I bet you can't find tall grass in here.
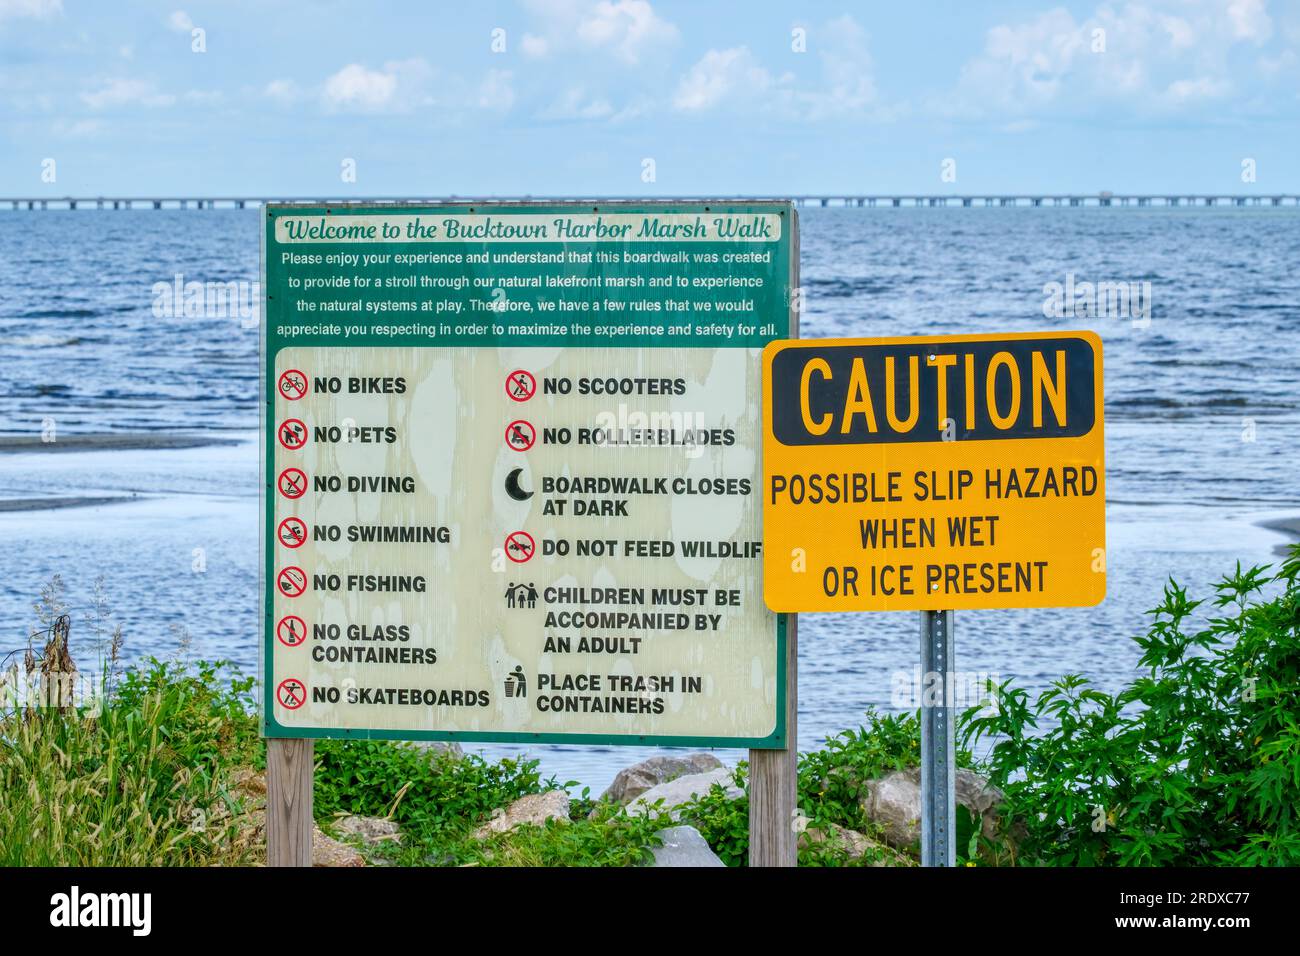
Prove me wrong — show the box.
[0,658,261,866]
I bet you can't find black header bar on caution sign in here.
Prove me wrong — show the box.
[769,334,1097,446]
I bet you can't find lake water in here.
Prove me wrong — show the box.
[1,207,1297,793]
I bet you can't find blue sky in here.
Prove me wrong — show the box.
[1,0,1297,196]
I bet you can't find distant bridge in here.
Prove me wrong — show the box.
[792,194,1300,207]
[1,194,1297,210]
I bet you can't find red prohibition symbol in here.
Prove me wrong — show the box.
[505,420,536,451]
[278,369,308,401]
[505,369,536,402]
[278,467,307,499]
[277,566,307,598]
[277,677,306,710]
[278,418,308,450]
[505,530,535,563]
[277,615,307,647]
[277,516,308,549]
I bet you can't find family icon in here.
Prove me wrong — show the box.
[504,582,538,609]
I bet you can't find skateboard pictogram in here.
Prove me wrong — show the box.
[277,677,306,710]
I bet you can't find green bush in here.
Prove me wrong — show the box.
[798,709,926,834]
[674,768,751,866]
[963,549,1300,866]
[313,739,557,836]
[314,739,682,866]
[453,801,669,867]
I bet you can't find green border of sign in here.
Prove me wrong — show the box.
[260,199,795,749]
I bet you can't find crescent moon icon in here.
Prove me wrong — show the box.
[505,467,533,501]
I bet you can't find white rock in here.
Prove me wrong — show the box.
[601,753,724,805]
[335,815,401,845]
[862,768,922,848]
[312,825,364,867]
[861,767,1005,849]
[474,790,570,838]
[649,825,725,867]
[408,740,465,760]
[794,812,912,866]
[627,767,743,819]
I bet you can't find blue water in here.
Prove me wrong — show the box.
[1,207,1297,792]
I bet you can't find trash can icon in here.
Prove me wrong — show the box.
[505,665,527,699]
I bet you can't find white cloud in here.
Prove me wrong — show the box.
[522,0,678,64]
[81,78,175,109]
[957,7,1086,111]
[322,63,402,112]
[1227,0,1272,42]
[673,47,772,112]
[53,118,105,138]
[319,59,511,115]
[0,0,61,21]
[1260,48,1297,73]
[943,1,1296,118]
[1165,76,1230,101]
[576,0,677,64]
[539,86,615,120]
[182,89,223,105]
[520,33,548,57]
[264,79,300,104]
[1162,15,1196,50]
[672,16,882,120]
[802,14,877,118]
[478,69,515,111]
[168,10,193,32]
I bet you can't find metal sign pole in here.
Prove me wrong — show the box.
[919,609,956,867]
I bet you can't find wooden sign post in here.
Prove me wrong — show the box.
[266,738,313,867]
[749,225,799,868]
[749,614,797,866]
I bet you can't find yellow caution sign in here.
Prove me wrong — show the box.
[762,331,1106,611]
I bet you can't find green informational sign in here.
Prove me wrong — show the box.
[261,201,795,747]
